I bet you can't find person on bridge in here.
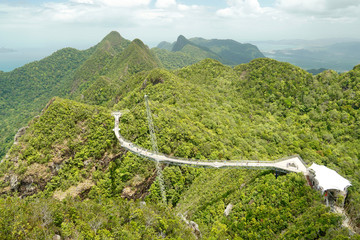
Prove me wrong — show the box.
[324,191,329,206]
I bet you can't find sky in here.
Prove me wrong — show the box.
[1,0,360,71]
[1,0,360,48]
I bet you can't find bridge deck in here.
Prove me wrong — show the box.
[112,112,308,174]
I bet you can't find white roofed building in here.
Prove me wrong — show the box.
[308,163,351,207]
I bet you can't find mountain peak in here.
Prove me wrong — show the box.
[177,35,187,41]
[104,37,159,77]
[95,31,129,54]
[102,31,123,42]
[132,38,146,48]
[172,35,191,52]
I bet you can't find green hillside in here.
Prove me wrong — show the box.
[152,47,199,70]
[72,37,160,106]
[0,31,359,239]
[157,41,173,51]
[0,31,160,158]
[190,37,265,64]
[0,47,93,158]
[69,31,131,95]
[153,35,221,70]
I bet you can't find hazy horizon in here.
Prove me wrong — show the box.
[1,35,360,72]
[1,0,360,71]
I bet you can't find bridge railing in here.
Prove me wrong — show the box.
[117,131,280,165]
[113,113,306,173]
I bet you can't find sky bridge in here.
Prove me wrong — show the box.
[112,111,308,174]
[112,110,353,229]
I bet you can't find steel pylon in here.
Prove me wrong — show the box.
[144,94,167,204]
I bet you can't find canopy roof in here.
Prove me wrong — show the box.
[309,163,351,192]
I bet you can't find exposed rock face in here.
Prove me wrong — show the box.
[53,234,61,240]
[121,187,136,198]
[1,144,125,198]
[53,179,94,201]
[13,126,28,144]
[179,213,202,239]
[10,175,19,191]
[189,221,202,239]
[224,203,233,216]
[17,163,52,197]
[141,69,168,90]
[121,172,156,200]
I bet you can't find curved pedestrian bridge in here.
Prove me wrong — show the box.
[112,112,308,174]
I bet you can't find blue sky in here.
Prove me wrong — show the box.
[1,0,360,50]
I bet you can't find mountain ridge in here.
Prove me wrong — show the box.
[155,34,264,69]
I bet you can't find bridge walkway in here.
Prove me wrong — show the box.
[112,112,308,174]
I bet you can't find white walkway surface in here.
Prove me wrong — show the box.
[112,112,308,174]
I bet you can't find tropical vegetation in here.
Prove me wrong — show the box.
[0,31,359,239]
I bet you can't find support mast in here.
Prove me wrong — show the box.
[144,94,167,204]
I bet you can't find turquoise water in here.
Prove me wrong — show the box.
[0,48,55,72]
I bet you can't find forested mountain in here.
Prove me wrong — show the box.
[190,37,265,64]
[153,35,264,69]
[0,31,159,159]
[0,47,93,158]
[71,35,160,106]
[69,31,131,95]
[0,31,359,239]
[307,68,328,75]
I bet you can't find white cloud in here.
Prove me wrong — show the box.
[154,0,201,13]
[70,0,151,7]
[276,0,360,11]
[155,0,176,9]
[99,0,151,7]
[42,3,88,22]
[0,0,202,31]
[0,0,359,51]
[276,0,325,13]
[39,0,154,24]
[325,0,360,10]
[275,0,360,18]
[177,4,189,11]
[216,0,360,21]
[135,9,183,25]
[70,0,95,4]
[216,0,265,17]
